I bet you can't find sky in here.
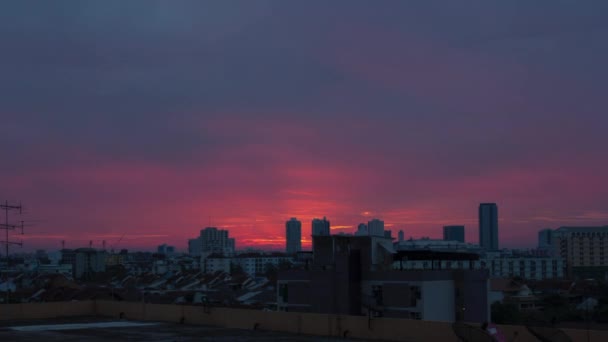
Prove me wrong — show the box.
[1,1,608,252]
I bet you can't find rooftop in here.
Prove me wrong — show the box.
[0,317,323,341]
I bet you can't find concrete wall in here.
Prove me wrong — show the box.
[3,301,608,342]
[0,301,95,321]
[422,280,454,322]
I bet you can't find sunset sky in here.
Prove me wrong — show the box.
[1,1,608,251]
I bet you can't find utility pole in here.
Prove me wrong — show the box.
[0,200,24,304]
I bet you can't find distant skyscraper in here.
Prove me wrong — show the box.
[355,223,368,236]
[443,226,465,243]
[479,203,498,250]
[188,238,202,256]
[398,230,405,241]
[312,217,330,236]
[368,218,385,237]
[286,218,302,254]
[157,244,176,255]
[188,227,235,256]
[538,229,553,250]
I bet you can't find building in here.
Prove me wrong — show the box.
[485,256,565,280]
[443,226,465,243]
[398,230,404,242]
[286,218,302,254]
[479,203,498,250]
[36,264,73,278]
[278,235,489,323]
[204,254,232,274]
[538,229,554,252]
[355,223,368,236]
[157,244,176,255]
[368,218,385,237]
[188,238,202,256]
[189,227,235,257]
[392,250,565,281]
[394,238,483,254]
[61,248,107,279]
[311,217,330,236]
[233,253,293,276]
[553,226,608,279]
[204,252,294,276]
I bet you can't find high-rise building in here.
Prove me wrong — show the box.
[311,217,330,236]
[398,230,405,241]
[538,229,554,252]
[188,227,235,257]
[188,238,202,256]
[157,244,176,255]
[355,223,368,236]
[286,218,302,254]
[553,226,608,278]
[478,203,498,250]
[443,226,465,243]
[367,219,385,237]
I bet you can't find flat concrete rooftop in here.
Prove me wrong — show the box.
[0,317,346,342]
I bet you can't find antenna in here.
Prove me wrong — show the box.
[1,200,25,304]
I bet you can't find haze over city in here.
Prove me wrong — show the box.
[1,1,608,251]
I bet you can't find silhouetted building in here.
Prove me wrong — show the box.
[189,227,235,257]
[278,235,489,322]
[443,226,465,243]
[537,229,553,251]
[157,244,176,255]
[355,223,368,236]
[286,218,302,254]
[384,230,392,239]
[188,238,202,256]
[479,203,498,250]
[398,230,404,242]
[311,217,330,236]
[61,248,106,279]
[368,218,385,237]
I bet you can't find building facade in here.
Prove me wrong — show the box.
[189,227,235,257]
[278,235,489,323]
[393,253,566,280]
[286,218,302,254]
[479,203,498,250]
[368,219,385,237]
[311,217,330,236]
[61,248,107,279]
[204,253,294,276]
[538,229,553,250]
[443,226,465,243]
[553,226,608,279]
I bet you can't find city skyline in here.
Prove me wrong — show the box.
[2,2,608,251]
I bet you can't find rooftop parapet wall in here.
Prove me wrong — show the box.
[1,301,608,342]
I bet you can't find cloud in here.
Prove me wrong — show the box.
[1,1,607,251]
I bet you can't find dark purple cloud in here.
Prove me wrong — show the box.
[1,1,607,250]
